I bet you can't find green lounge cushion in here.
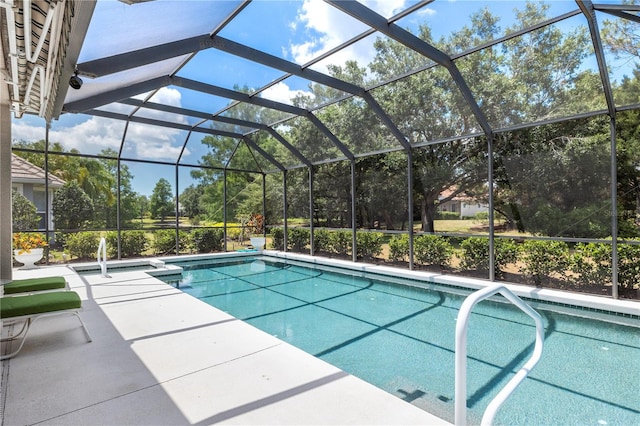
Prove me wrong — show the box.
[3,276,66,295]
[0,291,81,319]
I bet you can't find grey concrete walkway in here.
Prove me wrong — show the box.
[1,265,448,425]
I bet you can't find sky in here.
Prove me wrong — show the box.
[11,0,637,196]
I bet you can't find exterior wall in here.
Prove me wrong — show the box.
[438,199,489,218]
[461,202,489,218]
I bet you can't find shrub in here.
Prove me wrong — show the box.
[191,228,224,253]
[519,240,569,286]
[571,242,640,294]
[153,229,189,255]
[569,242,611,288]
[460,237,519,277]
[65,231,100,260]
[356,232,384,259]
[313,229,331,254]
[435,211,460,220]
[619,244,640,294]
[414,235,453,267]
[474,211,489,221]
[12,189,40,231]
[226,226,242,241]
[106,231,147,258]
[388,234,409,262]
[288,228,309,252]
[328,230,351,255]
[270,227,284,250]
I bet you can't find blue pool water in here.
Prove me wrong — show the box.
[163,257,640,425]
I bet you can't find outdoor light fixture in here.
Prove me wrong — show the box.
[69,71,83,90]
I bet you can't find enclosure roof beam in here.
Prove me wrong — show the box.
[325,0,493,138]
[576,0,616,117]
[76,0,252,78]
[122,92,335,168]
[265,128,313,168]
[211,35,411,151]
[63,76,171,113]
[175,77,354,161]
[362,92,411,151]
[120,98,274,132]
[121,98,214,121]
[174,76,308,117]
[76,34,214,78]
[212,35,366,96]
[307,113,354,161]
[596,8,640,24]
[242,136,286,172]
[592,3,640,12]
[85,109,244,139]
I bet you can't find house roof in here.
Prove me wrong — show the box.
[11,154,66,188]
[439,187,475,202]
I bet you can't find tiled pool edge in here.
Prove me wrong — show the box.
[160,251,638,323]
[261,251,639,323]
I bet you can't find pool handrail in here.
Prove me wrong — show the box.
[97,237,107,277]
[454,284,545,426]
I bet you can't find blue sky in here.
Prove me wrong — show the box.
[11,0,636,196]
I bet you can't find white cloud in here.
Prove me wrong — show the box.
[289,0,409,72]
[261,82,314,105]
[417,7,436,17]
[12,87,190,161]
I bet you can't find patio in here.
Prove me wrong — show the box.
[1,265,447,425]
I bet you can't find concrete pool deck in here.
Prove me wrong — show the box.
[1,264,449,425]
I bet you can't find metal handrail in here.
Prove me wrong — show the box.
[454,284,545,426]
[97,237,108,277]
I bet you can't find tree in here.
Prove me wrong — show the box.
[12,190,41,231]
[150,178,174,222]
[52,182,94,230]
[136,195,150,221]
[97,149,139,228]
[180,184,205,219]
[602,1,640,60]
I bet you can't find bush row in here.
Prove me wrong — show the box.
[61,228,638,294]
[274,230,638,292]
[389,235,639,292]
[270,228,383,258]
[63,228,225,259]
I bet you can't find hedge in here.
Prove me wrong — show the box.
[106,230,147,258]
[65,231,100,260]
[191,228,224,253]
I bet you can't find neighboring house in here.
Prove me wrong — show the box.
[11,154,65,231]
[438,187,489,219]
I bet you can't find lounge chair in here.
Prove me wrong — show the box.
[1,291,92,360]
[3,276,67,295]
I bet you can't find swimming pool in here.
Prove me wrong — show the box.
[162,256,640,425]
